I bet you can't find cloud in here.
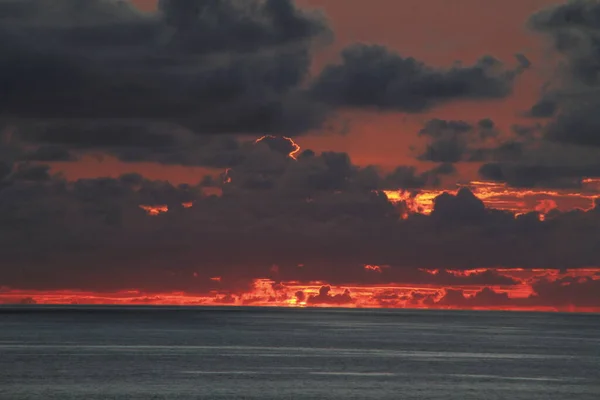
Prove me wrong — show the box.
[418,119,473,163]
[410,111,600,190]
[415,118,524,165]
[437,287,513,308]
[311,44,529,111]
[2,0,600,310]
[528,0,600,86]
[306,286,353,305]
[157,0,330,52]
[528,99,557,118]
[277,265,520,288]
[0,139,454,293]
[530,276,600,308]
[11,164,52,182]
[0,0,330,135]
[2,147,600,296]
[528,0,600,147]
[15,123,304,169]
[479,162,600,188]
[20,146,75,162]
[0,0,534,165]
[431,187,489,223]
[474,121,600,188]
[213,143,452,195]
[432,277,600,310]
[545,107,600,147]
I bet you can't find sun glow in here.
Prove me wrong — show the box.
[384,180,599,218]
[255,135,301,160]
[2,268,599,313]
[139,204,169,215]
[136,137,600,220]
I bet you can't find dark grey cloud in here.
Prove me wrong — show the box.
[219,146,450,196]
[15,122,301,168]
[479,162,600,188]
[511,123,541,140]
[10,163,52,182]
[306,286,353,305]
[531,276,600,308]
[20,146,75,162]
[418,119,473,163]
[474,120,600,188]
[2,140,600,295]
[0,0,330,135]
[528,99,557,118]
[401,280,600,310]
[158,0,330,53]
[431,188,489,223]
[0,0,532,163]
[528,0,600,86]
[276,262,519,288]
[413,112,600,188]
[427,162,457,176]
[3,0,600,302]
[528,1,600,146]
[437,287,513,308]
[311,44,529,111]
[19,121,179,149]
[416,118,518,163]
[545,106,600,147]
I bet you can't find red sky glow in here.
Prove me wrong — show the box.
[2,0,600,313]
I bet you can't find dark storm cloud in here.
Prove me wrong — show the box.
[528,99,557,118]
[530,276,600,308]
[20,146,75,162]
[311,44,529,111]
[433,278,600,310]
[224,146,453,194]
[479,162,600,188]
[528,0,600,86]
[19,121,180,149]
[306,286,353,305]
[3,139,600,296]
[413,112,600,188]
[418,119,475,163]
[416,118,519,164]
[10,163,52,182]
[3,0,600,307]
[158,0,329,52]
[0,0,533,161]
[0,139,470,293]
[437,287,513,308]
[473,120,600,188]
[544,107,600,147]
[528,0,600,147]
[0,163,233,294]
[16,122,298,168]
[511,124,541,140]
[431,188,489,223]
[274,263,519,288]
[0,0,330,135]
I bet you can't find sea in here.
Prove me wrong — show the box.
[0,306,599,400]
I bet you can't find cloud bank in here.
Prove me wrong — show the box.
[0,0,598,311]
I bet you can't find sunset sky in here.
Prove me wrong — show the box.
[1,0,600,311]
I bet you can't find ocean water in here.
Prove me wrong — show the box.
[0,307,599,400]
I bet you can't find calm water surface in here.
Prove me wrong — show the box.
[0,306,599,399]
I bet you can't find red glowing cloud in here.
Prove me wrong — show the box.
[255,135,302,160]
[2,268,599,313]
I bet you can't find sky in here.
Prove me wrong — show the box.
[1,0,600,311]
